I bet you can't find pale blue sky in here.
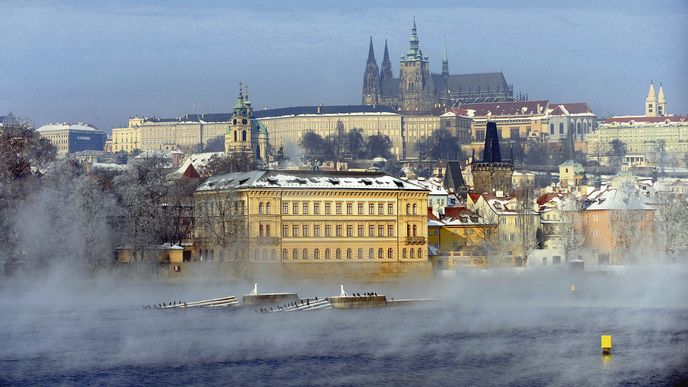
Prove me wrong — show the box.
[1,0,686,132]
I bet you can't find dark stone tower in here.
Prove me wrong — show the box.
[441,37,449,78]
[471,121,514,194]
[362,37,381,105]
[381,39,394,80]
[399,19,431,112]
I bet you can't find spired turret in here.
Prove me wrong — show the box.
[645,81,658,117]
[471,121,514,194]
[225,83,268,162]
[362,37,381,105]
[657,83,667,116]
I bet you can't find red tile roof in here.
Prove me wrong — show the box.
[537,192,560,206]
[461,100,549,116]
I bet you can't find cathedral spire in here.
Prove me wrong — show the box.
[442,36,449,77]
[367,36,376,64]
[404,18,423,61]
[381,39,393,80]
[658,82,667,116]
[645,80,658,117]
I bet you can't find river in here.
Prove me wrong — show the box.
[1,265,687,385]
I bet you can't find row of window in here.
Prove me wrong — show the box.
[281,247,424,260]
[549,121,592,135]
[256,201,421,216]
[274,223,402,238]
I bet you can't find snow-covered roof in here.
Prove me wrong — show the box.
[584,187,653,211]
[176,152,224,175]
[407,177,448,196]
[197,170,428,192]
[36,123,102,133]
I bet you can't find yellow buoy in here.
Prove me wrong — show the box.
[601,335,612,355]
[570,284,576,293]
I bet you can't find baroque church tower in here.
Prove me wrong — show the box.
[362,37,381,105]
[645,81,658,117]
[657,83,667,117]
[225,83,268,162]
[400,19,432,112]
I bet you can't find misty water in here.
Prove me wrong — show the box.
[2,266,687,385]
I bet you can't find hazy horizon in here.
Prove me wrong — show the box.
[2,0,687,132]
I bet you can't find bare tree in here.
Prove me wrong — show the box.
[194,188,248,263]
[609,182,646,264]
[558,200,586,262]
[589,141,609,166]
[653,192,688,262]
[513,179,540,267]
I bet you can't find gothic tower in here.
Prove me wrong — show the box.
[657,83,667,117]
[471,121,514,194]
[399,19,431,112]
[380,39,394,80]
[441,37,449,78]
[645,81,658,117]
[362,37,381,105]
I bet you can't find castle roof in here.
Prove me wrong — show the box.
[549,102,594,116]
[461,100,549,117]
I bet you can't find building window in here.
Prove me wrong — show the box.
[387,248,393,259]
[358,225,364,236]
[410,249,415,258]
[265,225,271,237]
[369,248,374,259]
[302,202,309,214]
[293,202,299,214]
[347,225,353,237]
[577,122,581,134]
[510,128,519,139]
[559,123,564,134]
[369,203,375,215]
[388,225,394,237]
[356,203,363,214]
[325,203,331,215]
[282,249,288,260]
[265,203,271,214]
[402,248,407,258]
[369,225,375,236]
[314,202,320,214]
[378,248,384,259]
[412,224,417,236]
[292,249,298,260]
[347,203,353,215]
[335,225,342,237]
[302,249,308,260]
[282,202,288,214]
[346,248,352,259]
[549,123,554,135]
[314,224,321,237]
[258,203,264,214]
[378,203,384,214]
[336,248,342,259]
[282,225,288,237]
[242,130,247,141]
[406,203,411,214]
[388,203,394,215]
[325,248,331,259]
[292,225,298,237]
[302,225,309,237]
[417,248,422,259]
[336,203,342,215]
[259,225,264,237]
[314,249,320,259]
[378,225,384,237]
[325,225,332,237]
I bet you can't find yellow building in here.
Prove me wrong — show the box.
[428,207,497,270]
[401,114,442,159]
[462,100,550,143]
[193,170,431,278]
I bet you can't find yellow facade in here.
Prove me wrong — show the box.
[258,112,404,159]
[112,117,226,154]
[401,114,442,159]
[193,171,429,270]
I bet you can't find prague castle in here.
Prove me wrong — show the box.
[362,20,516,112]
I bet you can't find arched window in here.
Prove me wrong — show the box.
[369,248,374,259]
[292,248,299,260]
[559,123,564,134]
[346,248,352,259]
[417,248,423,259]
[406,203,411,214]
[242,130,247,141]
[412,204,417,214]
[412,225,417,237]
[282,249,288,260]
[258,225,264,237]
[314,249,320,259]
[378,248,384,259]
[266,202,271,214]
[336,248,341,259]
[410,249,415,258]
[258,202,264,214]
[387,248,393,259]
[302,249,308,260]
[325,248,331,259]
[233,130,237,142]
[549,123,554,135]
[265,225,271,237]
[407,224,411,236]
[576,122,581,134]
[357,248,363,259]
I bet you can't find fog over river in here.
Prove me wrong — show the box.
[1,265,687,385]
